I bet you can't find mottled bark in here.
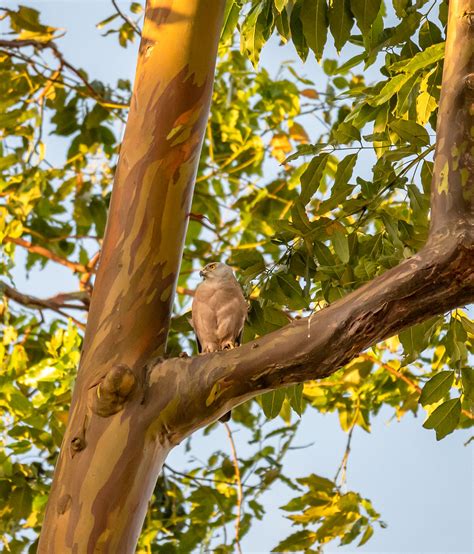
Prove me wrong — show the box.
[149,221,473,441]
[38,1,225,552]
[39,1,474,553]
[429,0,474,233]
[145,0,474,442]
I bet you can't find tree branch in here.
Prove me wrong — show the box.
[147,224,473,441]
[4,236,89,274]
[1,282,89,328]
[0,38,129,109]
[141,1,474,442]
[362,353,474,421]
[111,0,142,37]
[223,423,243,554]
[1,283,89,311]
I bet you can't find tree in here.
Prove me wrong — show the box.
[0,0,472,552]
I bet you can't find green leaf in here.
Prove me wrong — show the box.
[290,0,309,60]
[334,153,357,189]
[423,398,462,440]
[287,383,304,415]
[395,74,419,117]
[337,52,365,73]
[0,154,18,171]
[459,315,474,336]
[300,0,328,61]
[418,20,443,49]
[358,524,374,546]
[221,0,242,43]
[399,317,439,364]
[274,0,289,12]
[96,13,119,29]
[392,0,410,18]
[331,229,350,263]
[419,371,454,407]
[389,119,430,146]
[261,389,286,419]
[10,485,33,520]
[461,368,474,402]
[276,273,307,309]
[298,473,335,491]
[334,122,361,144]
[240,2,268,67]
[300,154,328,204]
[350,0,381,33]
[389,42,445,74]
[369,73,413,106]
[272,529,316,552]
[328,0,354,52]
[313,240,336,266]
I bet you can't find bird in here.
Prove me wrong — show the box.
[191,262,248,422]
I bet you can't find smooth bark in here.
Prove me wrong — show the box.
[429,0,474,234]
[38,1,225,551]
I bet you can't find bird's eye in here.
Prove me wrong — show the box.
[208,263,216,270]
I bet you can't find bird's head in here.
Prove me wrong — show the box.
[199,262,235,281]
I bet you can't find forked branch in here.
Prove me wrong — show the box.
[146,0,474,442]
[148,226,473,441]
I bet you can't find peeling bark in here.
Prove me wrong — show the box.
[147,222,473,442]
[38,1,474,553]
[38,1,226,551]
[429,0,474,233]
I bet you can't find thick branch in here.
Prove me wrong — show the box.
[147,225,474,441]
[430,0,474,233]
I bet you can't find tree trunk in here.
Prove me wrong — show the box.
[39,1,474,552]
[38,1,226,551]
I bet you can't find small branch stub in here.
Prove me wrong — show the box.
[70,436,85,453]
[465,73,474,91]
[92,364,137,417]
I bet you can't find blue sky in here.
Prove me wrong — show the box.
[4,2,473,553]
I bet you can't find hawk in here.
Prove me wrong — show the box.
[192,262,247,422]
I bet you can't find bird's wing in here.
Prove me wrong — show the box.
[192,282,219,351]
[214,280,248,345]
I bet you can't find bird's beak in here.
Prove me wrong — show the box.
[199,269,205,278]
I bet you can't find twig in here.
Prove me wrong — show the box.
[334,424,356,487]
[161,463,229,545]
[111,0,142,36]
[362,353,422,393]
[4,236,89,274]
[80,250,101,292]
[1,282,89,311]
[223,422,243,554]
[176,286,195,297]
[162,463,259,490]
[0,39,128,109]
[188,212,228,244]
[1,282,87,329]
[362,353,474,421]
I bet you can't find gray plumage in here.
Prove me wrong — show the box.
[192,262,247,354]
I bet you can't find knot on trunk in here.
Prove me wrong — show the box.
[92,364,137,417]
[465,73,474,91]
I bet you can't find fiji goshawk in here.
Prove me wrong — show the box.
[191,262,247,421]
